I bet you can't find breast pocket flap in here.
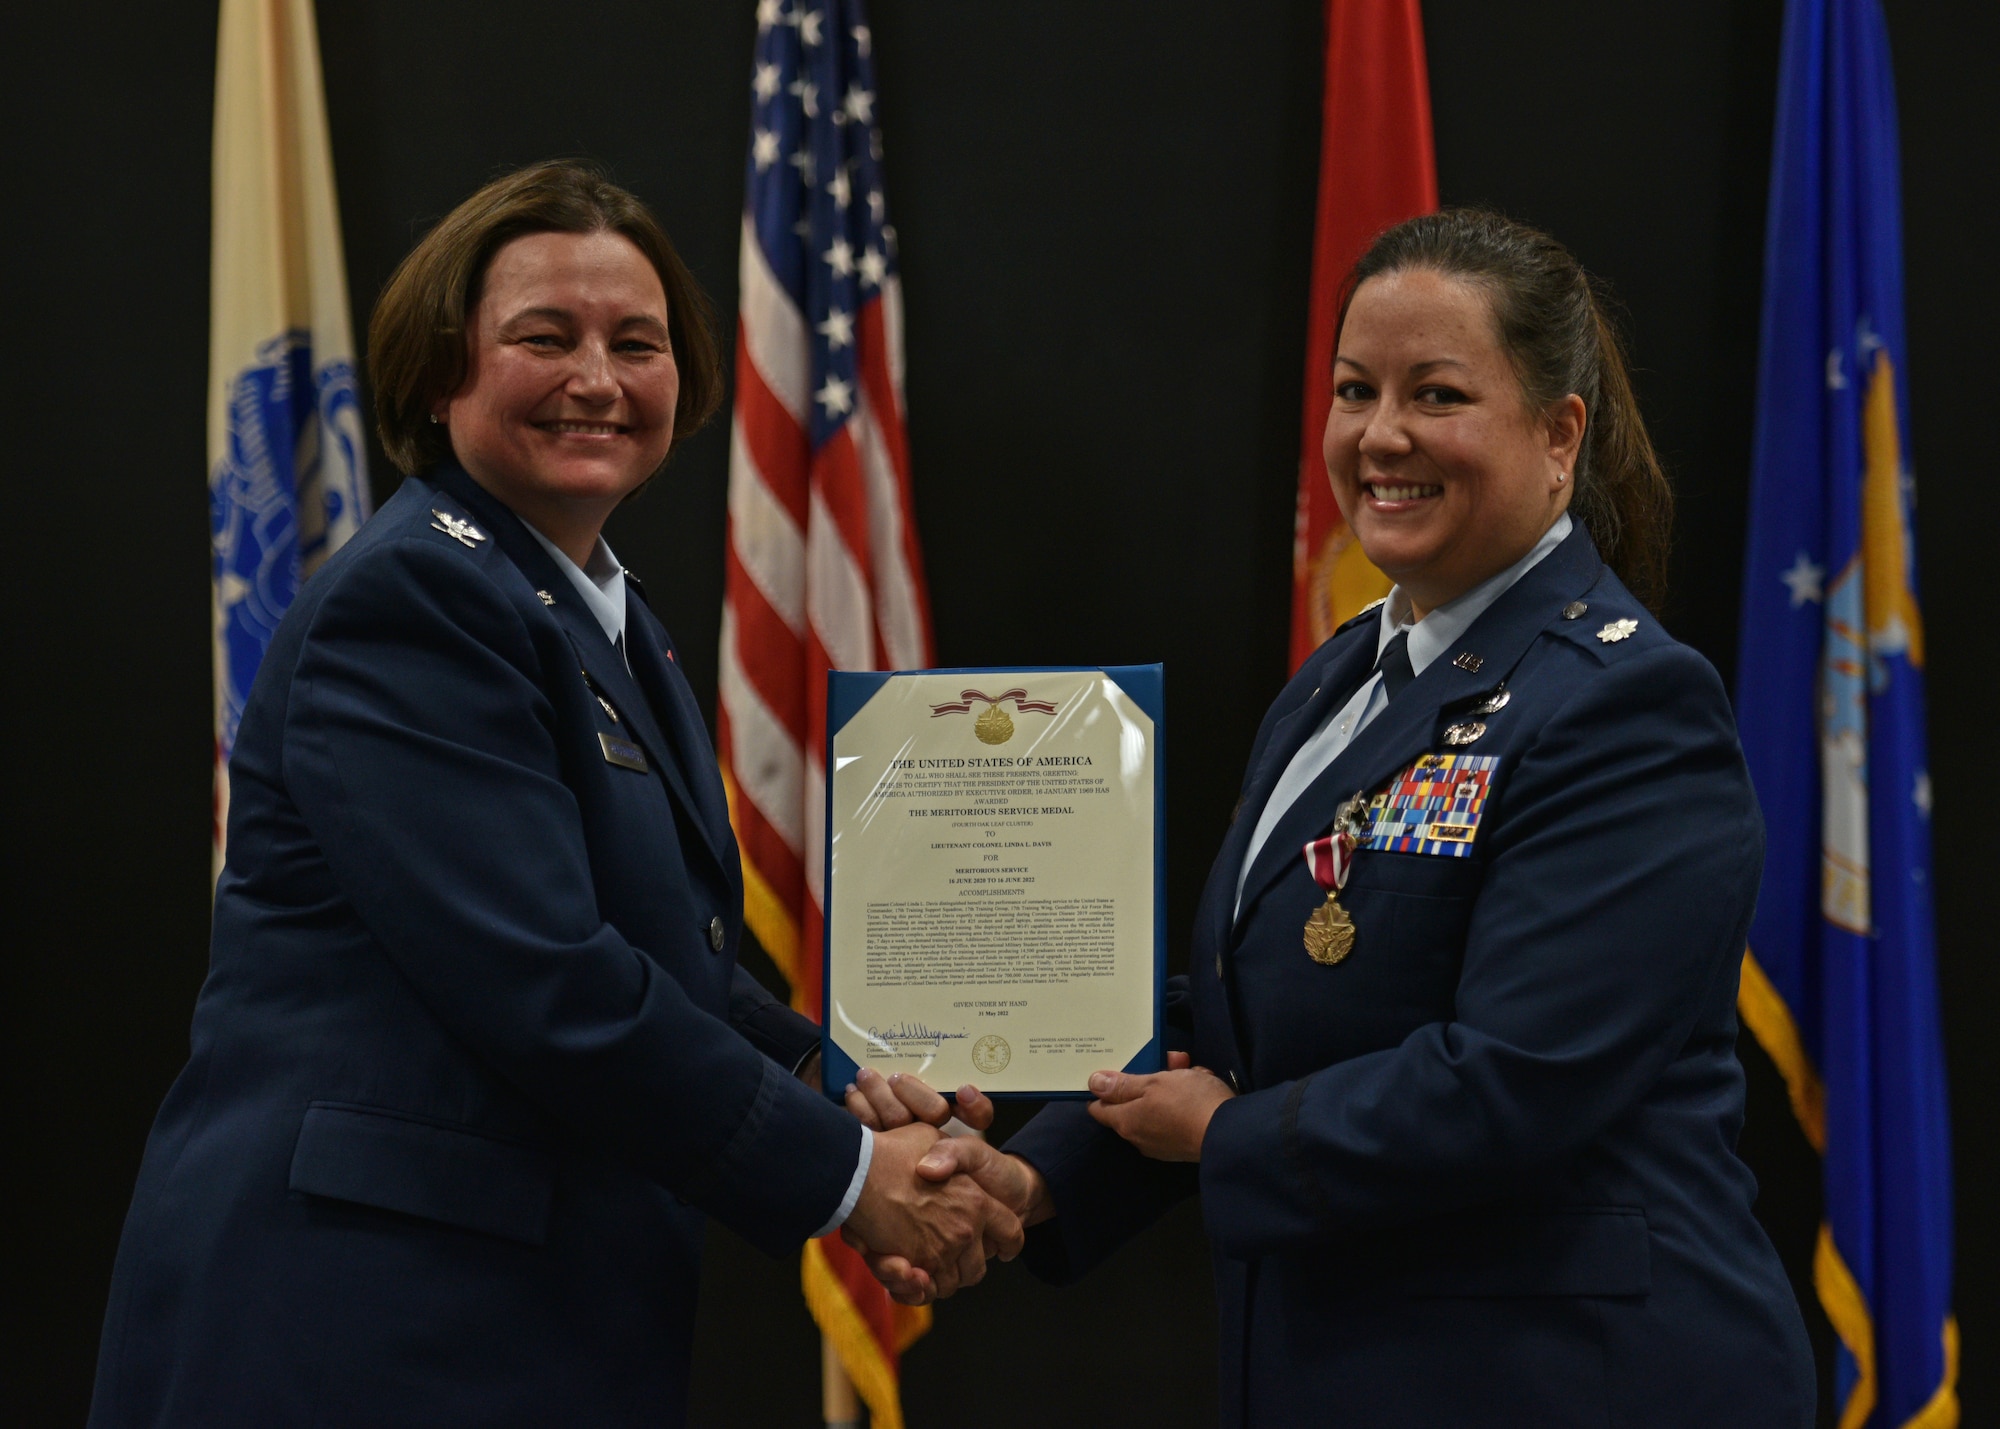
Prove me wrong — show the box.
[289,1102,554,1247]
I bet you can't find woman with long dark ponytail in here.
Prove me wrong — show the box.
[846,209,1815,1428]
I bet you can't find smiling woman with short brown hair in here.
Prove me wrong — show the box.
[87,161,1016,1429]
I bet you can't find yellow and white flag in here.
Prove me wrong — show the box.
[209,0,369,867]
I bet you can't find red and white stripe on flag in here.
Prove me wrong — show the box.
[719,222,932,1015]
[717,3,935,1424]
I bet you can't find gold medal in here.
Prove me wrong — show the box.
[1303,891,1357,965]
[974,702,1015,744]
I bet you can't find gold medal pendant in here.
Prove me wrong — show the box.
[974,702,1015,744]
[1303,891,1357,965]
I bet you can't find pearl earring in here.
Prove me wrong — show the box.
[1556,470,1567,484]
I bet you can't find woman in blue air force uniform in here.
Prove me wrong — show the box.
[89,163,1016,1429]
[853,211,1815,1427]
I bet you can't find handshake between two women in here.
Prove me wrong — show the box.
[836,1055,1237,1306]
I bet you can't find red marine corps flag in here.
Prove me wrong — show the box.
[717,1,935,1425]
[1288,0,1437,670]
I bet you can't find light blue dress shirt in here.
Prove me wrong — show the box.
[522,522,873,1236]
[1235,512,1572,918]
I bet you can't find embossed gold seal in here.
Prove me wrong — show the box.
[972,1034,1012,1074]
[974,702,1015,744]
[1303,893,1356,965]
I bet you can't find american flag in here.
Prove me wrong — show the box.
[717,1,934,1420]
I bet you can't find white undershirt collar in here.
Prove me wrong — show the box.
[523,523,628,655]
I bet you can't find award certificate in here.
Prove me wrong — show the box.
[821,666,1164,1097]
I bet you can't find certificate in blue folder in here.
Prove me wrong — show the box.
[822,666,1164,1099]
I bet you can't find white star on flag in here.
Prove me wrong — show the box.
[815,374,853,416]
[1913,771,1932,817]
[816,307,853,348]
[827,167,852,209]
[857,246,886,288]
[787,76,819,116]
[867,189,885,220]
[1780,551,1825,606]
[851,22,870,56]
[756,0,782,30]
[790,147,817,184]
[822,236,854,275]
[798,8,823,44]
[753,63,781,101]
[843,84,874,124]
[752,129,780,170]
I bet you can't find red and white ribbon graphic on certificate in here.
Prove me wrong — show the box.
[928,688,1061,717]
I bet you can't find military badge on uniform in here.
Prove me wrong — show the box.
[599,732,648,772]
[1300,792,1370,965]
[1362,752,1501,858]
[1597,618,1639,643]
[429,509,487,548]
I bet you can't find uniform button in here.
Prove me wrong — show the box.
[707,916,726,952]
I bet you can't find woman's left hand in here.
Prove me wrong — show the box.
[1086,1052,1235,1162]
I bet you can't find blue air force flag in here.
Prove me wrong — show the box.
[1734,1,1957,1424]
[208,0,370,865]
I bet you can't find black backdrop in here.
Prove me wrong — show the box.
[11,2,1995,1423]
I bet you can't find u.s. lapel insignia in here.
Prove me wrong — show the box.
[535,589,556,606]
[430,509,487,548]
[1597,617,1639,643]
[1452,651,1485,672]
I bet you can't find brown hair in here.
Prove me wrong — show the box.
[1339,208,1674,611]
[368,160,724,476]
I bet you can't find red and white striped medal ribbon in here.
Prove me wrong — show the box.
[1302,829,1356,894]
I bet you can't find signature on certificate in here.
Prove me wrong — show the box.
[866,1021,970,1052]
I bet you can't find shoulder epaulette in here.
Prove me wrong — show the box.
[1333,595,1388,636]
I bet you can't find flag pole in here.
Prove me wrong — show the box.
[821,1336,861,1427]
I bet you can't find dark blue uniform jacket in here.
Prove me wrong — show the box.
[91,465,859,1427]
[1007,524,1815,1428]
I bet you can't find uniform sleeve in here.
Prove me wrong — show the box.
[1198,643,1761,1259]
[731,965,824,1073]
[285,538,858,1255]
[1005,974,1199,1283]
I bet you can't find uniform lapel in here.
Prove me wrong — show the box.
[1201,628,1378,956]
[620,603,739,883]
[424,464,733,882]
[1233,523,1607,923]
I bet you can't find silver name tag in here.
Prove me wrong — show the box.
[599,733,649,773]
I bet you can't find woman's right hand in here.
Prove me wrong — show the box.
[843,1066,996,1134]
[844,1137,1052,1304]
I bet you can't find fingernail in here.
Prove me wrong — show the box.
[843,1083,856,1097]
[1089,1072,1114,1095]
[919,1154,948,1173]
[856,1067,875,1084]
[888,1072,901,1084]
[959,1085,977,1099]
